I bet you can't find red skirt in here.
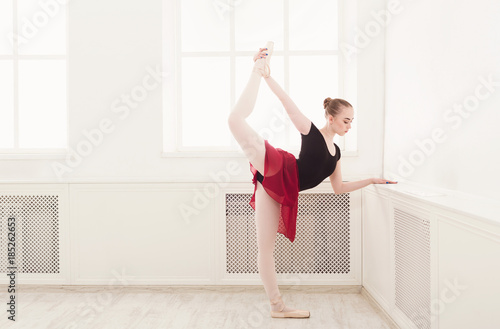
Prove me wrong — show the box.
[249,140,300,243]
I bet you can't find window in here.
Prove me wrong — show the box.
[0,0,68,156]
[163,0,357,156]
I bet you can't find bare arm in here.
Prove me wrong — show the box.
[330,161,372,194]
[329,159,345,194]
[330,160,397,194]
[264,76,311,135]
[338,179,374,194]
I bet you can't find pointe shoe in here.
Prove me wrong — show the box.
[253,41,274,78]
[270,296,310,319]
[263,41,274,78]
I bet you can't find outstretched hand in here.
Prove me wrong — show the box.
[372,178,398,184]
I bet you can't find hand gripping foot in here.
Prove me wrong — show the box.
[253,41,274,78]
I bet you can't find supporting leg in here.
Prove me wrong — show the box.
[255,182,309,317]
[254,181,281,302]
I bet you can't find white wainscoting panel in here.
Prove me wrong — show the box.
[70,183,215,285]
[361,189,393,315]
[437,214,500,329]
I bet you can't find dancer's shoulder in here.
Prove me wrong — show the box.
[300,121,314,136]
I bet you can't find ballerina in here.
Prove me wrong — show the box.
[227,41,397,318]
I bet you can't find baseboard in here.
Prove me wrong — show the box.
[0,284,362,294]
[361,286,400,329]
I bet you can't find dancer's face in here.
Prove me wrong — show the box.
[327,106,354,136]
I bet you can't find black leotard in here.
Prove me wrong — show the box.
[256,121,341,191]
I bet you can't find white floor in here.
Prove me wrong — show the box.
[0,285,398,329]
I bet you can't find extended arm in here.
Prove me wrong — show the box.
[264,76,311,135]
[329,159,397,194]
[329,159,370,194]
[336,179,373,194]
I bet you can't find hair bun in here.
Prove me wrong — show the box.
[323,97,332,110]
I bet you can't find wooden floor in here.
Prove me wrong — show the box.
[0,285,398,329]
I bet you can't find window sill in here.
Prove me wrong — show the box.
[367,182,500,227]
[161,150,358,158]
[162,151,262,158]
[0,152,67,160]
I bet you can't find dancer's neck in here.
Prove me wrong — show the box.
[319,125,336,141]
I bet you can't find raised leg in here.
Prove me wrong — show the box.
[228,45,272,174]
[227,70,266,174]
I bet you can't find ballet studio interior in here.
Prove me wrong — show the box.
[0,0,498,328]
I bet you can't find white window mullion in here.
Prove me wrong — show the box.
[162,0,176,153]
[230,0,235,106]
[175,0,183,151]
[17,55,66,60]
[12,0,19,148]
[283,0,290,147]
[65,2,70,150]
[181,50,338,57]
[337,0,346,151]
[229,0,236,149]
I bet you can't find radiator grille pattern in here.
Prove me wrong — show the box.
[394,208,431,329]
[0,195,60,274]
[226,193,350,274]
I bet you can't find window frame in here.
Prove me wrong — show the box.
[0,1,69,159]
[162,0,358,157]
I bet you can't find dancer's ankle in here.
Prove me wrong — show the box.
[270,296,284,312]
[269,294,310,318]
[253,58,267,77]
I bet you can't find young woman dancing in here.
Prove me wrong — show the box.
[227,41,397,319]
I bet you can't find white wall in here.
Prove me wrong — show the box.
[353,0,387,179]
[0,0,386,186]
[384,0,500,201]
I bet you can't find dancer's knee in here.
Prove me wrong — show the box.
[257,249,274,264]
[256,233,277,254]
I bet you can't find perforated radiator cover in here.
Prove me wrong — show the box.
[394,208,431,329]
[226,193,350,274]
[0,195,60,274]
